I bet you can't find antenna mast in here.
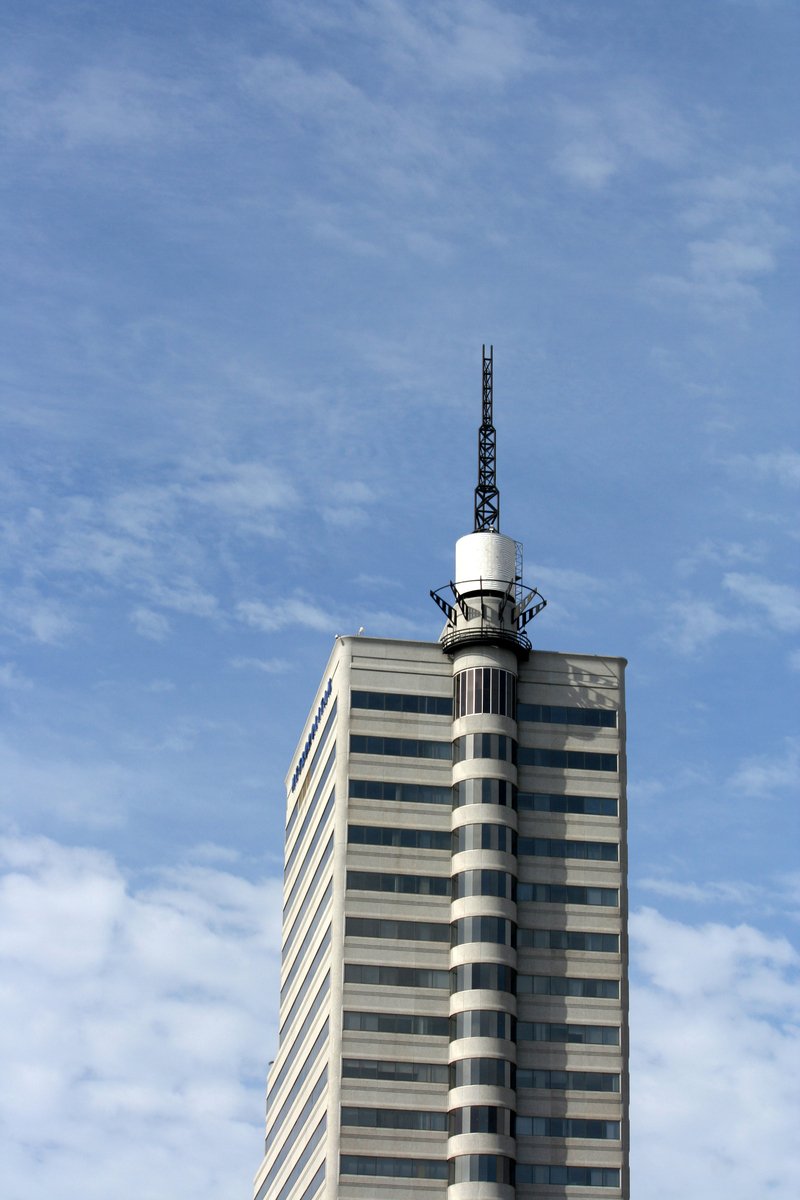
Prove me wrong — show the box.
[474,344,500,532]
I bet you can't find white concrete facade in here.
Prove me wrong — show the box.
[252,632,629,1200]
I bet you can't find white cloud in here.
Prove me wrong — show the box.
[723,572,800,633]
[631,908,800,1198]
[0,834,280,1200]
[236,596,335,635]
[0,662,33,690]
[729,737,800,798]
[130,606,171,641]
[229,656,292,674]
[661,597,751,654]
[729,449,800,488]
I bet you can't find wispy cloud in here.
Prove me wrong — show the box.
[729,737,800,798]
[723,572,800,634]
[728,449,800,489]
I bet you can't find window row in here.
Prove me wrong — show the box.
[518,791,617,817]
[518,974,620,999]
[449,1154,514,1185]
[453,777,516,808]
[448,1105,514,1137]
[518,836,618,861]
[521,928,619,953]
[518,883,619,907]
[449,1056,514,1090]
[284,748,336,877]
[518,1021,619,1046]
[350,734,451,760]
[279,929,331,1038]
[347,824,450,851]
[517,1068,620,1093]
[282,793,334,918]
[281,836,333,961]
[268,1015,329,1143]
[259,1115,327,1200]
[516,1165,620,1187]
[518,747,617,772]
[344,963,448,990]
[280,912,331,1004]
[344,1010,448,1038]
[453,822,516,855]
[345,916,449,943]
[517,1116,620,1139]
[346,869,450,897]
[340,1156,447,1181]
[287,696,336,822]
[454,732,516,763]
[341,1106,447,1132]
[518,702,617,728]
[342,1058,448,1084]
[351,690,451,715]
[264,1068,328,1196]
[454,667,516,718]
[349,778,451,805]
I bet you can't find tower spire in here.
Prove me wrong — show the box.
[474,344,499,532]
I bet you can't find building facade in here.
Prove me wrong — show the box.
[253,353,629,1200]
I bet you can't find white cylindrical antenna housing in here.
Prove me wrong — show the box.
[455,531,517,598]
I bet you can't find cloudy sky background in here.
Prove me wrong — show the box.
[1,1,798,1196]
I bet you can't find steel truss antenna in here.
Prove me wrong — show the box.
[474,344,499,532]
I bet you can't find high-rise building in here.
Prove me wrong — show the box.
[253,349,629,1200]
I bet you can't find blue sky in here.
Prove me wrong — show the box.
[1,1,798,1196]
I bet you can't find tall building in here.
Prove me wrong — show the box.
[253,349,629,1200]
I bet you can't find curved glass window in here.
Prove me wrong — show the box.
[452,823,517,855]
[449,1155,515,1185]
[455,668,516,718]
[448,1106,515,1137]
[451,915,515,948]
[451,962,516,995]
[452,869,515,901]
[454,733,516,764]
[453,778,516,808]
[449,1009,515,1042]
[448,1057,515,1089]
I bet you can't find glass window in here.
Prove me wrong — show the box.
[451,915,515,947]
[344,964,449,990]
[346,916,449,942]
[518,836,618,862]
[517,1068,620,1092]
[340,1156,448,1180]
[519,928,620,953]
[516,1165,620,1187]
[448,1154,515,1185]
[451,962,516,994]
[269,1012,329,1124]
[342,1059,448,1084]
[256,1114,327,1200]
[348,825,450,851]
[448,1057,515,1089]
[346,870,450,897]
[264,1069,328,1196]
[344,1011,448,1037]
[452,778,516,808]
[449,1009,515,1041]
[517,883,619,907]
[516,1116,620,1139]
[349,779,451,805]
[283,796,335,918]
[285,749,336,877]
[517,975,619,999]
[350,734,451,760]
[517,1022,619,1046]
[517,702,617,728]
[454,668,516,718]
[448,1106,515,1137]
[351,690,452,716]
[341,1107,448,1131]
[517,747,617,772]
[278,931,331,1040]
[281,836,333,961]
[452,868,515,900]
[452,823,517,854]
[517,791,617,816]
[454,733,517,764]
